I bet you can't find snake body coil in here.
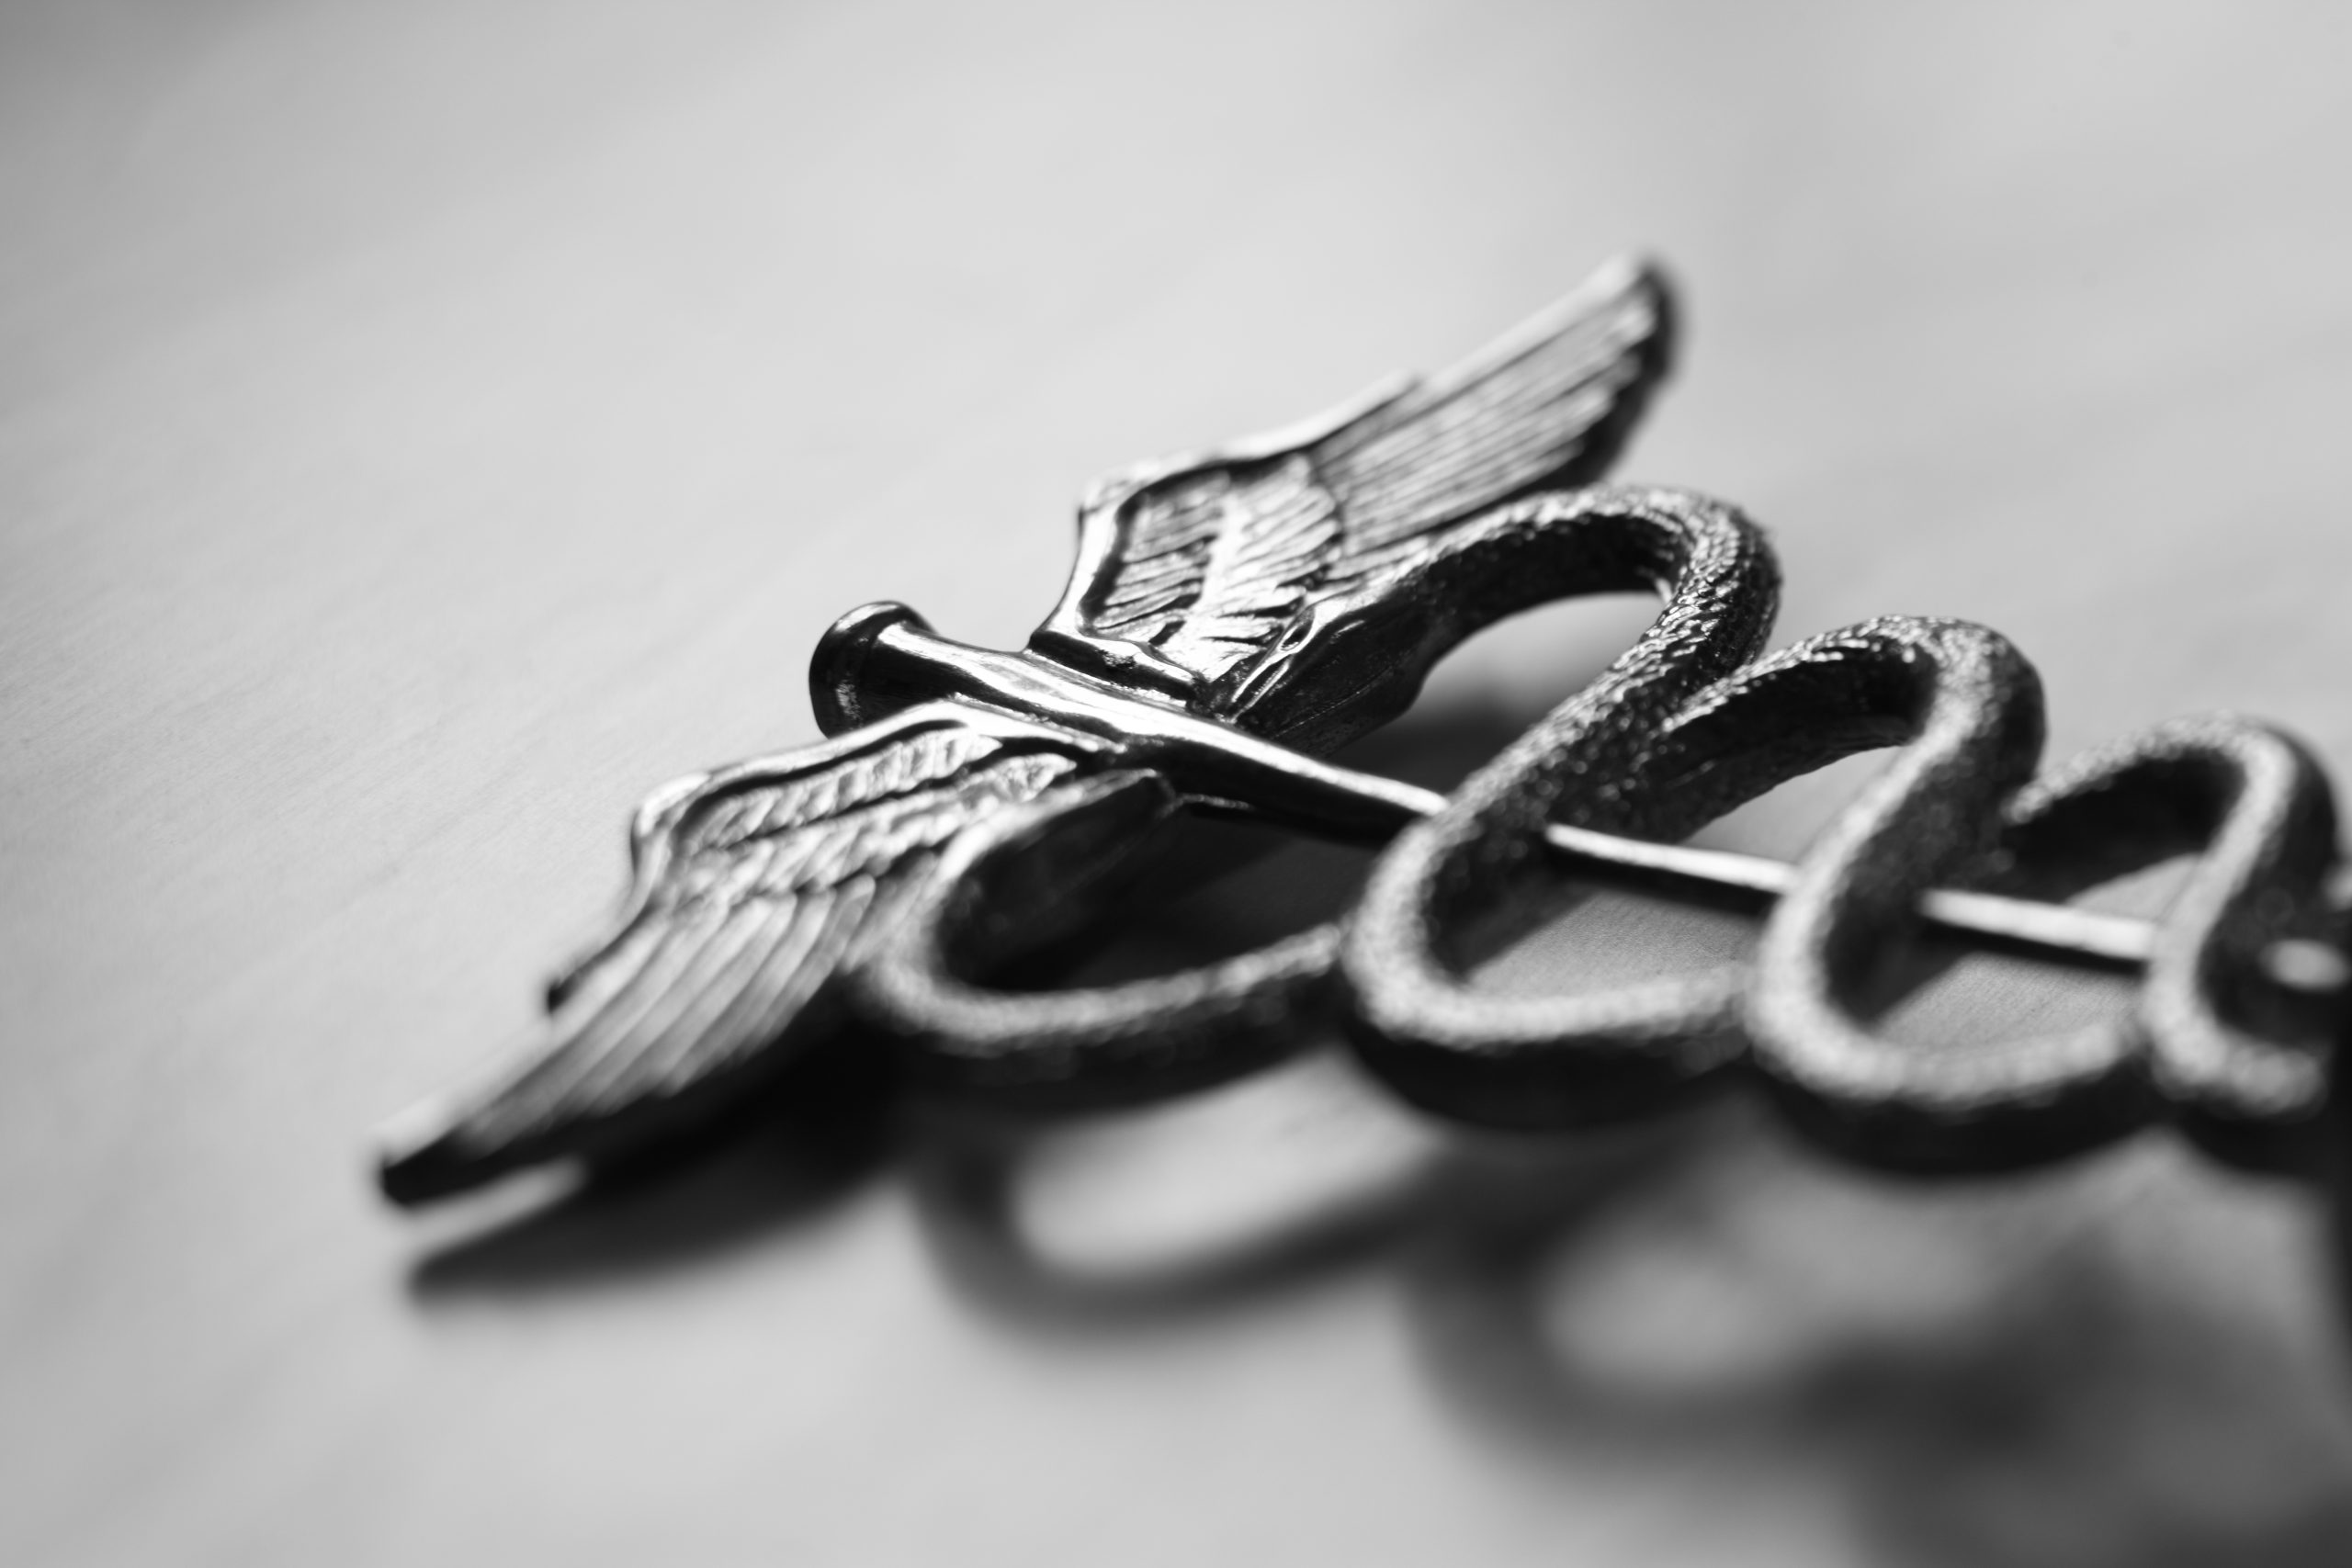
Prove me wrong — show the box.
[864,486,2343,1182]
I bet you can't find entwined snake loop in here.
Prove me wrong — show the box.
[861,486,1776,1101]
[861,486,2342,1177]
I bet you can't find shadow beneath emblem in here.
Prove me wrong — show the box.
[899,1101,1426,1328]
[893,1081,1693,1335]
[907,1077,2352,1567]
[401,694,2352,1564]
[1396,1108,2352,1568]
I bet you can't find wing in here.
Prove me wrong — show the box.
[379,703,1103,1202]
[1028,255,1674,720]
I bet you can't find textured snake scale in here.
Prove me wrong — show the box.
[865,489,2343,1180]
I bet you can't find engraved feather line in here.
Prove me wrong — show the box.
[1042,255,1671,703]
[383,712,1096,1186]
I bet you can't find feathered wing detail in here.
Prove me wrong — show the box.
[379,703,1102,1201]
[1089,456,1343,682]
[1031,255,1674,714]
[384,260,1673,1201]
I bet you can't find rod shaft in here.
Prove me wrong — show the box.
[865,617,2172,976]
[1535,823,2156,970]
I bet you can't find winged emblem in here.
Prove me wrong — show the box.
[379,258,1675,1202]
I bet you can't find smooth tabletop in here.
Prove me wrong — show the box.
[9,5,2352,1564]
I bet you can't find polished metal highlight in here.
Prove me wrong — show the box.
[379,259,2346,1205]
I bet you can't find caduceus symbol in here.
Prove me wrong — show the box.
[382,259,2345,1205]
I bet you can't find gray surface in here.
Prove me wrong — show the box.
[8,3,2352,1563]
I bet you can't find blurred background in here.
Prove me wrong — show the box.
[8,3,2352,1563]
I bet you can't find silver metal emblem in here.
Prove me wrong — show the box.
[380,258,2345,1205]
